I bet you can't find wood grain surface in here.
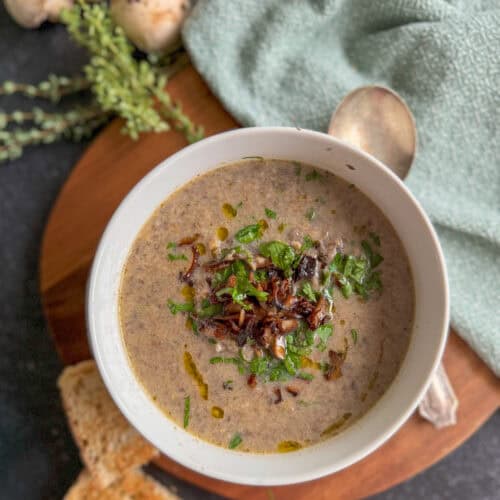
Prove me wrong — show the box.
[40,65,499,500]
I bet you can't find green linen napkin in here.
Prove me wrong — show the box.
[183,0,500,376]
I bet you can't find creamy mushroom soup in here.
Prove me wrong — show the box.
[119,159,414,453]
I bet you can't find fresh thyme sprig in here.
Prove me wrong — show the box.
[61,0,203,142]
[0,106,110,161]
[0,0,202,164]
[0,75,90,103]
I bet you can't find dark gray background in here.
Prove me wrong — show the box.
[0,6,498,500]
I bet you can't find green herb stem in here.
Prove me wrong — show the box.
[0,105,109,162]
[228,433,243,449]
[0,74,90,102]
[183,396,190,428]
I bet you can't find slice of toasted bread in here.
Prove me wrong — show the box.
[64,469,179,500]
[58,360,159,488]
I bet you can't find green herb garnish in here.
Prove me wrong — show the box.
[249,356,271,375]
[198,299,223,318]
[167,300,194,314]
[297,372,314,381]
[361,240,384,268]
[187,315,199,335]
[369,232,381,246]
[327,245,383,300]
[305,170,322,181]
[315,324,333,351]
[300,282,317,302]
[183,396,190,428]
[215,260,268,308]
[167,242,177,249]
[167,253,188,261]
[265,208,277,219]
[305,207,316,221]
[210,356,245,374]
[300,235,314,252]
[229,433,243,449]
[351,329,358,344]
[259,241,297,277]
[253,269,268,282]
[235,223,264,243]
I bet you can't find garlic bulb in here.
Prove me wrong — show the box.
[110,0,192,54]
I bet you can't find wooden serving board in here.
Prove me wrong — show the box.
[40,65,499,500]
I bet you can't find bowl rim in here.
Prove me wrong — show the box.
[87,126,449,485]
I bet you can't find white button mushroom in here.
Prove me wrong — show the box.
[3,0,73,29]
[110,0,192,54]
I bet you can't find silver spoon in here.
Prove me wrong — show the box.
[328,86,457,428]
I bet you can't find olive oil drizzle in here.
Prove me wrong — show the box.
[184,351,208,400]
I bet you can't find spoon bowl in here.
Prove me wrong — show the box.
[328,86,416,179]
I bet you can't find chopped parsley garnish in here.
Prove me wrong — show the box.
[315,324,334,351]
[167,242,177,249]
[253,269,268,282]
[300,282,317,302]
[259,241,297,277]
[183,396,190,428]
[351,329,358,344]
[215,260,268,308]
[305,207,316,221]
[265,208,277,219]
[249,355,270,376]
[300,234,314,252]
[186,315,199,335]
[305,170,322,181]
[167,253,188,261]
[361,240,384,268]
[167,300,194,314]
[328,248,383,299]
[235,223,265,243]
[369,231,381,246]
[228,433,243,449]
[210,356,245,374]
[211,323,333,383]
[198,298,223,318]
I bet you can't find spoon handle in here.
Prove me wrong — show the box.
[418,363,458,428]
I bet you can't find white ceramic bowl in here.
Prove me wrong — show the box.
[87,127,449,485]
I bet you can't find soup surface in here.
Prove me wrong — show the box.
[120,159,414,453]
